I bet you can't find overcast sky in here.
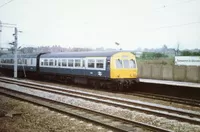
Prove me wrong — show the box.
[0,0,200,50]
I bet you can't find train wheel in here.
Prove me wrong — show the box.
[94,81,100,89]
[106,82,113,91]
[117,83,124,91]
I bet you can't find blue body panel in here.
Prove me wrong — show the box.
[39,67,110,79]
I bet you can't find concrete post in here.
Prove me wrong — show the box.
[14,27,18,78]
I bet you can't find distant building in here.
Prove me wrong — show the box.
[135,52,142,57]
[95,47,104,51]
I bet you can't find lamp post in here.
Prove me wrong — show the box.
[0,21,20,78]
[115,42,121,50]
[13,27,18,78]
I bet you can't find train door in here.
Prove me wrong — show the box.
[82,58,86,76]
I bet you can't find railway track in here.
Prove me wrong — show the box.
[0,81,171,132]
[32,76,200,107]
[128,92,200,107]
[0,77,200,126]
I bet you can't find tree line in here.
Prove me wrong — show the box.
[180,51,200,56]
[139,52,168,59]
[137,50,200,59]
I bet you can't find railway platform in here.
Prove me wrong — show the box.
[139,78,200,88]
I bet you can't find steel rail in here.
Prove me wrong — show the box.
[128,92,200,107]
[0,87,171,132]
[0,77,200,125]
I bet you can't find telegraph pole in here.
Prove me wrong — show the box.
[14,27,18,78]
[0,21,19,78]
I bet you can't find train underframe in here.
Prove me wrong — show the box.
[0,69,139,91]
[38,72,139,91]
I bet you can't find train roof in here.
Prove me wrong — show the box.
[0,53,42,58]
[40,50,132,58]
[0,51,135,58]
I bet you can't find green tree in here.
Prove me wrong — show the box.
[181,50,200,56]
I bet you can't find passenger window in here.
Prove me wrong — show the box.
[55,60,57,66]
[25,59,27,65]
[75,59,81,67]
[82,60,85,67]
[129,59,136,68]
[68,59,74,67]
[41,60,44,66]
[44,59,48,66]
[18,59,22,64]
[58,59,61,66]
[123,60,129,68]
[96,59,104,68]
[62,59,67,67]
[88,59,95,68]
[116,59,123,68]
[22,59,24,64]
[31,59,33,65]
[49,59,54,66]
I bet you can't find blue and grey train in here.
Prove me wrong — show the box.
[0,51,139,90]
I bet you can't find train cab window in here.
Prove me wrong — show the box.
[116,59,123,68]
[88,59,95,68]
[96,59,104,68]
[49,59,54,66]
[123,60,129,68]
[44,59,48,66]
[75,59,81,67]
[129,59,136,68]
[62,59,67,67]
[68,59,74,67]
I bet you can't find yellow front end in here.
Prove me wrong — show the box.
[110,52,138,79]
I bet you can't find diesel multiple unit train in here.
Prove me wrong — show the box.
[0,51,139,90]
